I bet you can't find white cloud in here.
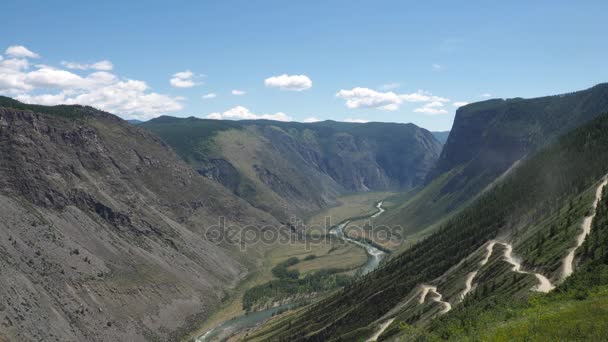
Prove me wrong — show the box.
[0,57,33,93]
[414,101,448,115]
[480,93,492,98]
[432,63,443,70]
[336,87,449,111]
[264,74,312,91]
[206,106,291,121]
[378,82,401,91]
[0,45,183,120]
[343,118,370,123]
[17,79,183,120]
[202,93,217,99]
[453,101,469,107]
[302,117,321,123]
[336,87,402,111]
[170,70,197,88]
[5,45,40,59]
[231,89,246,95]
[61,60,113,71]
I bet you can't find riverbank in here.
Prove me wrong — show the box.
[190,192,392,341]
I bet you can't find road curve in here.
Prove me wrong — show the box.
[499,242,554,292]
[562,178,608,280]
[419,285,451,314]
[366,318,395,342]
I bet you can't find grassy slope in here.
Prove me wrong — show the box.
[246,112,608,341]
[399,186,608,342]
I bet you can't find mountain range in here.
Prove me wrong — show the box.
[141,118,442,220]
[1,83,608,342]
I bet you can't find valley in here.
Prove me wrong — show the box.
[237,86,608,342]
[1,84,608,342]
[191,191,394,341]
[3,4,608,342]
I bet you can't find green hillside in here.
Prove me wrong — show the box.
[397,185,608,341]
[378,83,608,240]
[246,111,608,341]
[142,118,441,220]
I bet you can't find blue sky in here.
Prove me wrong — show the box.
[1,0,607,131]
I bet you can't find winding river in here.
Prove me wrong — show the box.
[196,200,388,341]
[328,220,386,275]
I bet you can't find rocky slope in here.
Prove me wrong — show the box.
[379,83,608,238]
[142,118,442,220]
[0,98,279,342]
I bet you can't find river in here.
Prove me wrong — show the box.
[196,201,387,341]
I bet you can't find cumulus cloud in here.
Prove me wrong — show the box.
[170,70,197,88]
[414,101,448,115]
[206,106,291,121]
[302,117,321,123]
[264,74,312,91]
[0,45,183,120]
[61,60,113,71]
[336,87,449,111]
[231,89,246,95]
[453,101,469,107]
[16,79,183,120]
[202,93,217,99]
[343,118,370,123]
[5,45,40,58]
[336,88,403,111]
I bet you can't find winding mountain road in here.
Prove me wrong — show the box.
[562,178,608,280]
[419,285,451,314]
[501,242,554,292]
[366,318,395,342]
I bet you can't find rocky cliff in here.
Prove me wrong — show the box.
[0,98,279,342]
[379,83,608,236]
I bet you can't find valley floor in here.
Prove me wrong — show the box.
[188,191,398,341]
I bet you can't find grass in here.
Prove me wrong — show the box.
[187,241,366,340]
[480,293,608,341]
[188,191,386,340]
[306,191,397,233]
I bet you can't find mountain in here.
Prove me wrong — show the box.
[141,118,442,220]
[0,97,279,342]
[247,109,608,341]
[126,119,144,125]
[378,83,608,240]
[431,131,450,144]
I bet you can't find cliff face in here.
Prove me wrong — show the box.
[142,119,442,219]
[0,102,278,342]
[429,83,608,186]
[377,83,608,236]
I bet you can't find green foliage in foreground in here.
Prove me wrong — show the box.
[401,187,608,341]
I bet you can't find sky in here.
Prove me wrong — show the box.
[1,0,607,131]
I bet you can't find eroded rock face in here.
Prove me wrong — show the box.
[0,106,279,342]
[143,118,442,220]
